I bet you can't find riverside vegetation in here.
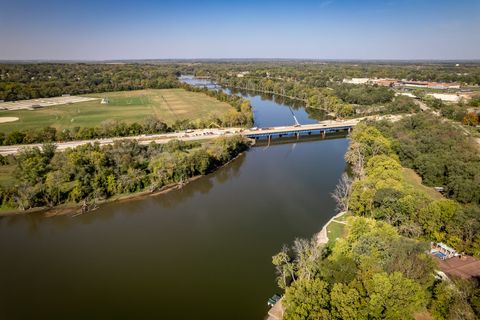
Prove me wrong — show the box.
[273,114,480,319]
[2,62,480,316]
[0,135,249,212]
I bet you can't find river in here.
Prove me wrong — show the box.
[0,77,349,319]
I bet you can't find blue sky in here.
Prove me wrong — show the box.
[0,0,479,60]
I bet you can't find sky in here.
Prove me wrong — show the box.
[0,0,479,60]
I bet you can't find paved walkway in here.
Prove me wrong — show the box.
[316,211,346,245]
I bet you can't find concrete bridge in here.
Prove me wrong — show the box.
[0,120,359,156]
[242,120,357,141]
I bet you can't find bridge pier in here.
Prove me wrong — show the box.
[242,122,355,142]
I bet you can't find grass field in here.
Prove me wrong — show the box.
[327,220,346,245]
[402,167,444,200]
[0,89,232,133]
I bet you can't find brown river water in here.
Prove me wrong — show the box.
[0,78,349,319]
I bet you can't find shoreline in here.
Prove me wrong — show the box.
[267,210,347,320]
[0,151,247,218]
[316,210,347,245]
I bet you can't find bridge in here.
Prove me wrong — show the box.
[0,120,359,156]
[241,120,358,141]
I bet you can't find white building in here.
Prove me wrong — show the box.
[342,78,370,84]
[237,71,250,78]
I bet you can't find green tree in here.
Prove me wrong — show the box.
[365,272,427,320]
[330,281,368,320]
[283,278,332,320]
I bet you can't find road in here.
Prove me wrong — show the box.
[0,120,361,156]
[0,128,243,156]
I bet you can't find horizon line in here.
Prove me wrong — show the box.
[1,58,480,63]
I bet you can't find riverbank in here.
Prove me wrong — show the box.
[1,83,350,320]
[266,210,348,320]
[316,211,347,245]
[0,150,248,218]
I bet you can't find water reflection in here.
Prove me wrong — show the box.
[180,75,327,127]
[0,78,349,320]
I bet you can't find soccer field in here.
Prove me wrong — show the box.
[0,89,232,133]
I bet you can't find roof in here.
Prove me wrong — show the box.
[437,255,480,279]
[437,242,456,252]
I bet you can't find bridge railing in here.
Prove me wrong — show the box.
[243,125,353,139]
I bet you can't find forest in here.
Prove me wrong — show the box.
[0,63,179,101]
[273,115,480,319]
[0,135,250,211]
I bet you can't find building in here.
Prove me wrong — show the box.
[342,78,369,84]
[369,78,399,87]
[237,71,250,78]
[431,242,457,260]
[400,80,460,90]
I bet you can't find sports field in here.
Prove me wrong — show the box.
[0,89,232,133]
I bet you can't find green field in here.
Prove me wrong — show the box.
[327,220,346,245]
[0,89,232,133]
[402,167,444,200]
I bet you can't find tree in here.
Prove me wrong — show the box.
[283,278,332,320]
[272,245,296,289]
[417,199,460,242]
[431,281,476,320]
[462,112,479,126]
[331,173,353,213]
[344,142,365,178]
[330,281,368,320]
[292,238,323,281]
[365,272,427,320]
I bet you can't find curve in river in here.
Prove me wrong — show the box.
[0,77,348,320]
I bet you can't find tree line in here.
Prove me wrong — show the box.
[273,216,479,319]
[176,61,480,86]
[215,76,413,118]
[0,136,250,211]
[273,116,480,319]
[0,63,179,101]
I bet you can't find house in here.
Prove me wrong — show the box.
[431,242,457,260]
